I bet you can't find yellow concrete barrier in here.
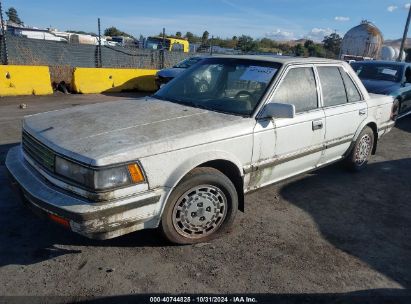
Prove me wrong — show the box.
[0,65,53,96]
[72,68,158,94]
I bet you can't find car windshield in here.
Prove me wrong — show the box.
[154,58,282,116]
[173,57,202,69]
[351,62,403,82]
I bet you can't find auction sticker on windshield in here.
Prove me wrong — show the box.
[240,66,278,83]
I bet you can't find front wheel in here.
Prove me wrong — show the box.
[345,126,374,171]
[160,167,238,244]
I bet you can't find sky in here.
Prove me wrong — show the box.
[3,0,411,41]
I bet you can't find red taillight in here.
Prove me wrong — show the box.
[391,99,400,121]
[48,214,70,229]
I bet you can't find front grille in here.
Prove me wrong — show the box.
[22,131,55,172]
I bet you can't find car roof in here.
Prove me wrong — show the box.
[204,54,343,65]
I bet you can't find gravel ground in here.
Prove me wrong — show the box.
[0,93,410,301]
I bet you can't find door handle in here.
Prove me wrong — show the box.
[312,120,323,131]
[359,109,367,116]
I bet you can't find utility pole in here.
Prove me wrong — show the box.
[161,27,165,69]
[398,4,411,61]
[0,0,9,65]
[97,18,102,67]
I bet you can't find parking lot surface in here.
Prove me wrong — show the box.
[0,93,410,298]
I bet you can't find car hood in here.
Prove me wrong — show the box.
[360,79,401,95]
[23,97,253,166]
[157,68,185,78]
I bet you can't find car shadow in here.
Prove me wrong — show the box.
[0,143,18,165]
[0,176,168,267]
[0,144,169,268]
[98,75,158,96]
[279,159,411,289]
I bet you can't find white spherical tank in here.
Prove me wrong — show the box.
[393,48,406,61]
[394,48,400,59]
[381,46,396,60]
[341,21,384,59]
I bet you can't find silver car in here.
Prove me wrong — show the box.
[6,56,395,244]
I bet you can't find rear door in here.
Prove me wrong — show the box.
[316,65,367,165]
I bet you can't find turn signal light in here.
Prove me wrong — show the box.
[128,164,145,183]
[48,214,70,229]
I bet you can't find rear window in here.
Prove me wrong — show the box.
[318,67,347,107]
[340,68,362,103]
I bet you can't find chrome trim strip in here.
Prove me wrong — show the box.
[244,135,353,174]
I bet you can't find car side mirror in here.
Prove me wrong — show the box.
[260,103,295,119]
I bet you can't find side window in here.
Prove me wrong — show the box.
[171,43,183,52]
[340,68,362,102]
[273,67,318,113]
[318,66,347,107]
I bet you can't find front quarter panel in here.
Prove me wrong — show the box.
[139,131,253,217]
[140,134,253,190]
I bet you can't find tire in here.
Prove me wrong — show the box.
[345,126,374,171]
[161,167,238,245]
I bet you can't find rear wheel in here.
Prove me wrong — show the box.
[161,167,238,244]
[345,126,374,171]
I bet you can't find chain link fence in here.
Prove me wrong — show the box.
[4,34,192,68]
[0,34,196,89]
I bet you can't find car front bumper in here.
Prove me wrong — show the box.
[5,146,164,240]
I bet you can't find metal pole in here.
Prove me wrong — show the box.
[98,18,102,67]
[0,1,9,65]
[161,27,165,69]
[399,5,411,61]
[210,35,213,55]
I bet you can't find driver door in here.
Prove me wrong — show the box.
[248,65,326,190]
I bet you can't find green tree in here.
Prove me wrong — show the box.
[185,32,194,42]
[6,7,23,25]
[322,33,342,58]
[236,35,258,53]
[294,43,306,56]
[175,31,182,38]
[304,40,314,49]
[104,27,134,38]
[307,44,326,57]
[201,31,209,45]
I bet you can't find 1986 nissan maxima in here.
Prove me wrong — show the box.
[6,56,396,244]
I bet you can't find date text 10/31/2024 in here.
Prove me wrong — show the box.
[149,296,258,303]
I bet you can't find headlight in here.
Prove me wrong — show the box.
[55,157,145,190]
[55,157,94,188]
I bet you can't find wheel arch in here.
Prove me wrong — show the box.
[366,121,378,154]
[161,152,245,213]
[351,119,379,155]
[198,159,244,212]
